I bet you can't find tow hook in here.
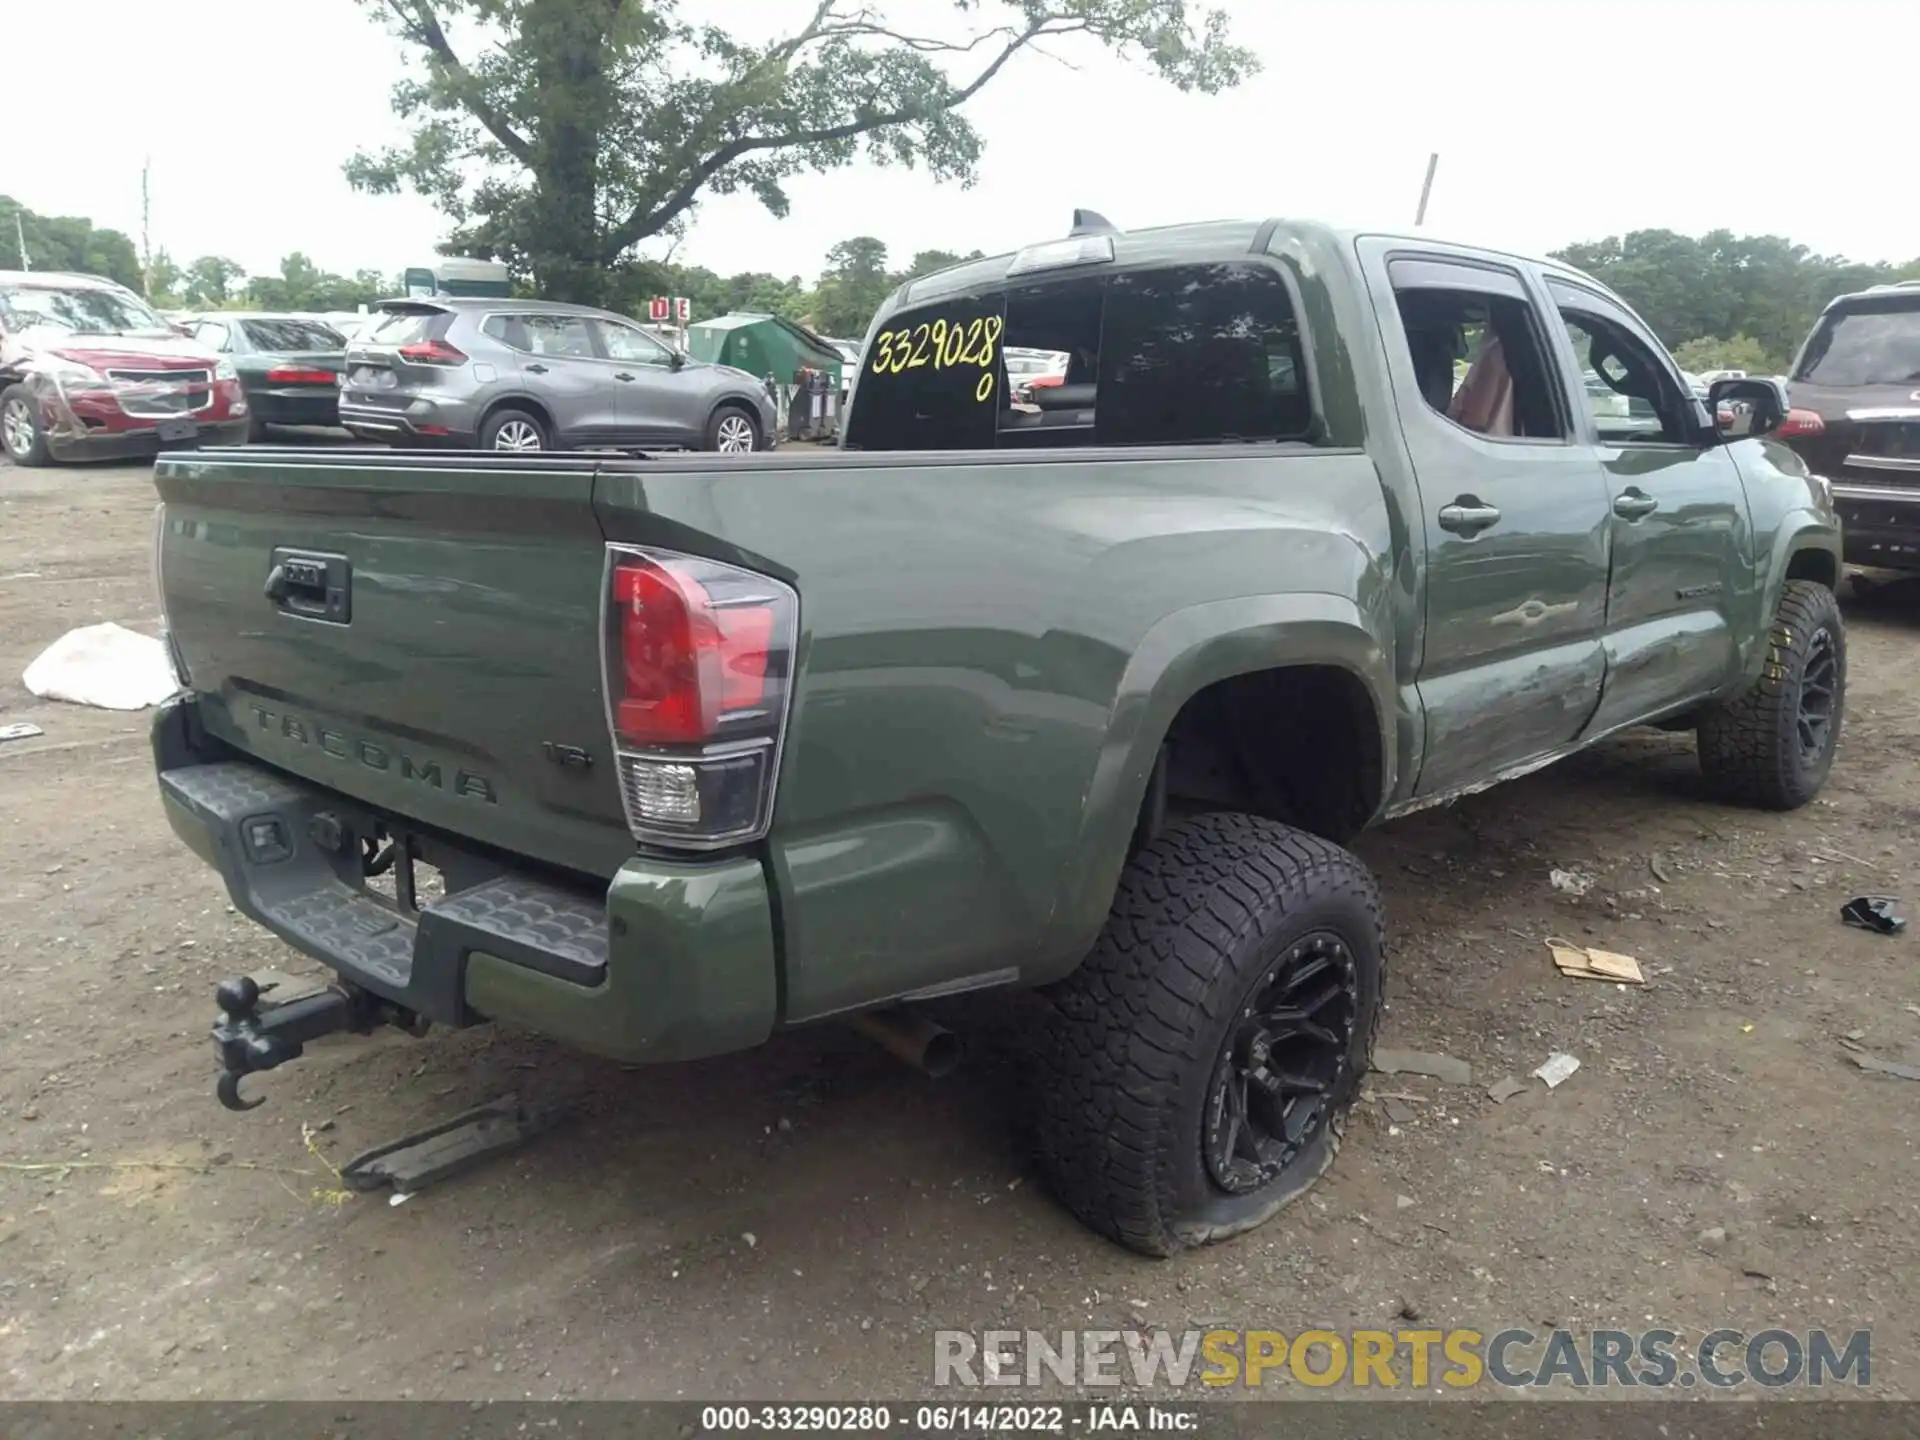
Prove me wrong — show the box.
[211,975,392,1111]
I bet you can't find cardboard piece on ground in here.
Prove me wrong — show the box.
[1532,1052,1581,1089]
[1547,937,1645,984]
[1487,1076,1528,1104]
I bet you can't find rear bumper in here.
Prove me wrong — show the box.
[247,388,340,429]
[1834,483,1920,570]
[338,395,476,445]
[152,697,778,1064]
[46,418,250,462]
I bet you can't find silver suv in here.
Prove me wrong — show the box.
[339,298,776,453]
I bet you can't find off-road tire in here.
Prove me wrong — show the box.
[1031,813,1383,1257]
[1,384,52,467]
[1696,579,1844,810]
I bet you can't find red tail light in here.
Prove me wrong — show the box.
[397,339,468,366]
[603,546,797,847]
[266,367,338,385]
[1776,408,1826,439]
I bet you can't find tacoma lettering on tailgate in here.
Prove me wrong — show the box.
[247,704,497,803]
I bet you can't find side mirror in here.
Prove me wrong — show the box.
[1709,377,1788,438]
[668,350,686,371]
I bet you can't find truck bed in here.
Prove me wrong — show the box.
[154,442,1388,1019]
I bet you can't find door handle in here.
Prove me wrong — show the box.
[525,363,549,375]
[614,372,636,382]
[1437,499,1502,537]
[1613,489,1659,520]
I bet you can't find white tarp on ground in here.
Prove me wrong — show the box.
[22,623,176,711]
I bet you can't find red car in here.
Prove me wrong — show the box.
[0,271,249,466]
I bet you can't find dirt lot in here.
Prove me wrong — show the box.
[1,456,1916,1402]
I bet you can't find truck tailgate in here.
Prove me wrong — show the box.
[154,451,633,878]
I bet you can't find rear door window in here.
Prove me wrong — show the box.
[1794,296,1920,388]
[1096,265,1310,446]
[843,263,1314,451]
[523,314,597,358]
[594,319,676,366]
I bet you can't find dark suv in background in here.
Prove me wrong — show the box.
[1778,279,1920,570]
[338,298,776,453]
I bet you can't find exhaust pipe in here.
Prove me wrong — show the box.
[845,1007,961,1079]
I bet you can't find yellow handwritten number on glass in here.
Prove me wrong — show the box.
[869,332,894,375]
[975,372,994,403]
[978,315,1004,366]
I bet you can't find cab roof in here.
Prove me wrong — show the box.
[896,215,1604,308]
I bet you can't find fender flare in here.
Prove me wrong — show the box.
[1037,591,1397,977]
[1748,510,1842,676]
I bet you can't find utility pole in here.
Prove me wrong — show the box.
[140,157,154,297]
[1414,152,1439,227]
[13,210,28,271]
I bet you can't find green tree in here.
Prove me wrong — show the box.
[182,255,247,307]
[245,254,392,312]
[1672,334,1778,376]
[810,236,893,336]
[145,248,183,306]
[897,248,983,283]
[1552,228,1910,365]
[346,0,1255,305]
[0,195,143,288]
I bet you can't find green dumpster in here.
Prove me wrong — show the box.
[686,313,846,388]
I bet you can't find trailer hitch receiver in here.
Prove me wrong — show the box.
[211,975,386,1111]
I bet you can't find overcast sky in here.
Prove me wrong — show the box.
[13,0,1917,285]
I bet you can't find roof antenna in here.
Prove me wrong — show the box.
[1069,209,1119,238]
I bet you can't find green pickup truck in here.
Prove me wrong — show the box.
[150,214,1844,1256]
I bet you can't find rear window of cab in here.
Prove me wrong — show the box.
[843,262,1313,451]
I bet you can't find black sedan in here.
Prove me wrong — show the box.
[182,314,348,440]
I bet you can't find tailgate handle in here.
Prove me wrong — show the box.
[266,549,353,625]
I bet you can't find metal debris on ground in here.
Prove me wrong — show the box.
[337,1095,569,1196]
[1531,1052,1581,1089]
[1649,856,1675,884]
[0,722,43,742]
[1486,1076,1528,1105]
[1840,896,1907,936]
[1372,1048,1473,1085]
[1546,938,1646,984]
[1848,1054,1920,1083]
[1549,868,1595,897]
